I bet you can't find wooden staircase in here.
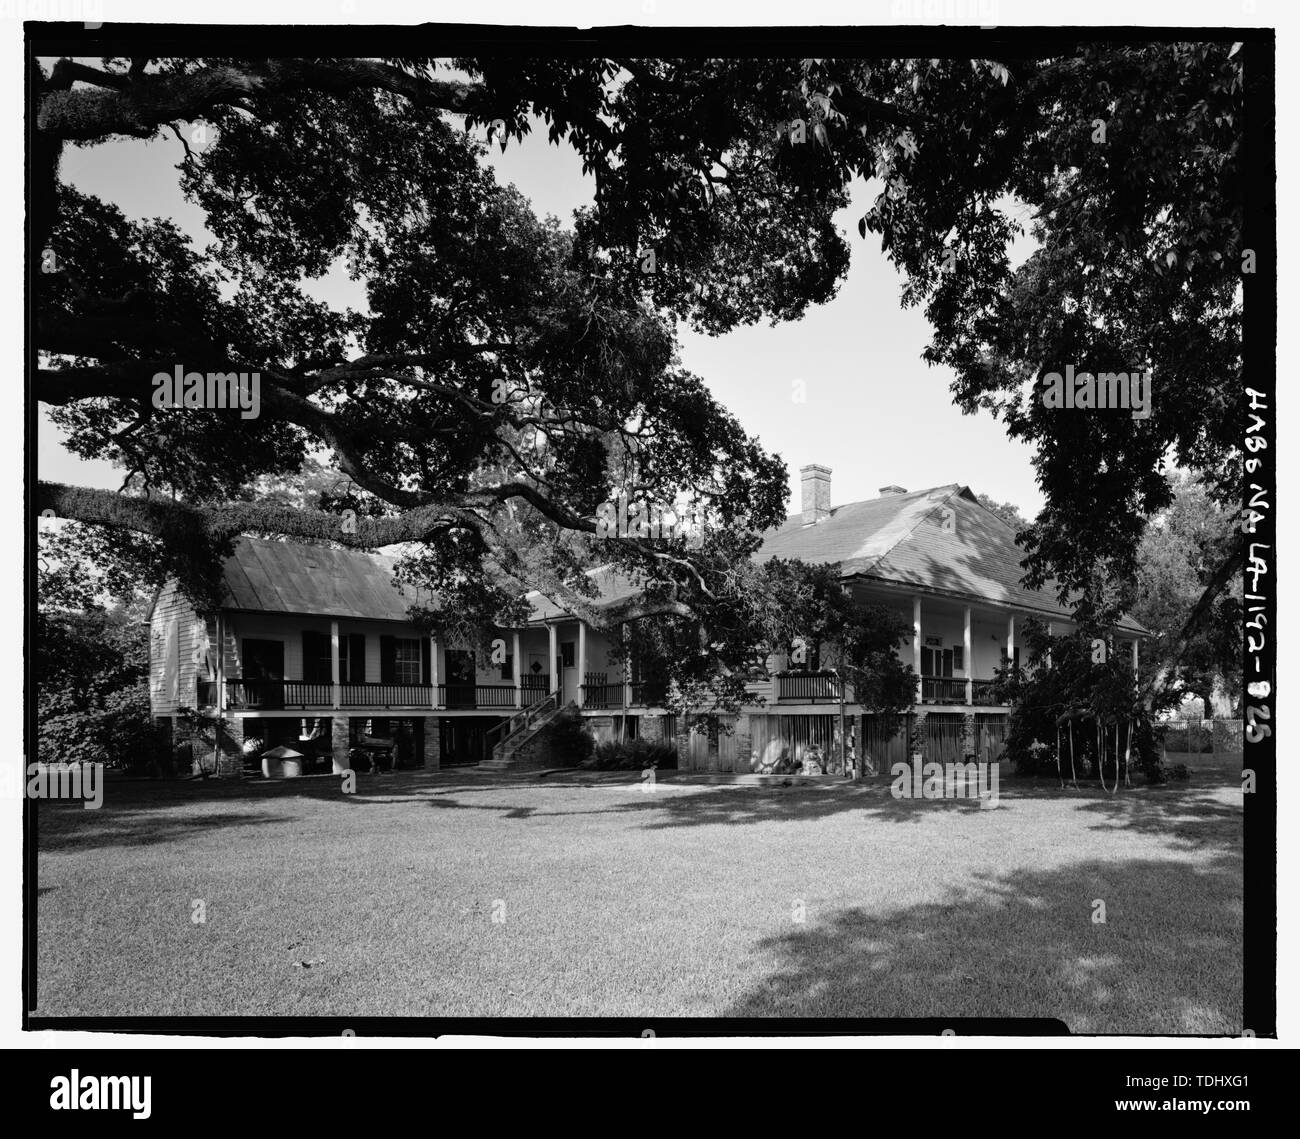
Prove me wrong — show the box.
[478,693,564,771]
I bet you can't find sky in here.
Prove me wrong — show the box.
[42,86,1045,518]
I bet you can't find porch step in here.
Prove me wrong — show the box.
[479,700,570,770]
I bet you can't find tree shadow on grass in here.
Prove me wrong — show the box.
[37,803,296,853]
[414,773,1247,836]
[416,778,1000,828]
[724,855,1243,1034]
[60,767,1246,854]
[627,782,997,829]
[1077,788,1242,850]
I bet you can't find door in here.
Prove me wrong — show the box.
[558,639,576,705]
[717,721,737,773]
[445,649,476,708]
[920,645,954,702]
[242,639,284,709]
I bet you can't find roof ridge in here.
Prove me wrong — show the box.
[857,484,962,574]
[780,482,962,525]
[961,491,1022,534]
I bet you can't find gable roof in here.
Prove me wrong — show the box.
[212,486,1145,635]
[759,484,1144,634]
[220,535,421,622]
[755,484,972,573]
[524,565,641,622]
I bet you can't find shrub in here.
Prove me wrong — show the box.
[539,706,594,767]
[1008,716,1163,784]
[589,738,677,772]
[39,686,173,775]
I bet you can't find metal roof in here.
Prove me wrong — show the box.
[220,536,423,622]
[215,486,1146,635]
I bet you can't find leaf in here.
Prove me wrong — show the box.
[1229,42,1242,58]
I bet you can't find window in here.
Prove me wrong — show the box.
[302,632,365,683]
[560,641,575,668]
[394,638,421,684]
[500,654,513,681]
[953,645,964,671]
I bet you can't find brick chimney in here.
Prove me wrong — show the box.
[878,484,908,497]
[801,464,832,525]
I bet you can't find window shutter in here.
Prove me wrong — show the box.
[302,631,329,683]
[380,635,396,684]
[348,634,366,683]
[420,637,431,686]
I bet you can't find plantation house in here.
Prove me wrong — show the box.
[148,466,1145,775]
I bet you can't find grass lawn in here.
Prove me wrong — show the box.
[34,752,1243,1031]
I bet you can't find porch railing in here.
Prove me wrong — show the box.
[920,676,966,705]
[775,672,843,703]
[581,682,627,708]
[216,678,527,711]
[341,682,436,708]
[579,676,660,702]
[465,684,518,709]
[920,677,1003,706]
[223,679,334,709]
[442,683,518,709]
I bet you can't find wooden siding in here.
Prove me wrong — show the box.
[149,583,203,716]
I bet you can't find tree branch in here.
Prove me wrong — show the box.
[37,59,478,142]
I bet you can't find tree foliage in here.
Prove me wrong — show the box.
[975,492,1028,531]
[37,525,170,770]
[34,47,1247,700]
[1132,471,1243,714]
[994,620,1162,782]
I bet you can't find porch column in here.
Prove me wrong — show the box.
[577,621,588,708]
[963,606,972,706]
[548,623,559,696]
[912,596,922,704]
[1007,614,1016,673]
[1132,638,1139,683]
[216,613,227,712]
[623,625,633,709]
[513,631,522,709]
[1046,622,1054,669]
[429,636,440,707]
[330,619,341,710]
[331,715,350,775]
